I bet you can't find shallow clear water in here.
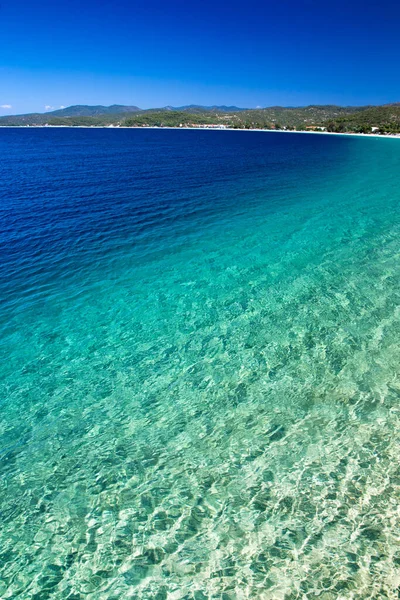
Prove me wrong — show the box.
[1,129,400,599]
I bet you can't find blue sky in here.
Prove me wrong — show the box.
[1,0,400,115]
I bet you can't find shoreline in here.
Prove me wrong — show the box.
[0,125,399,139]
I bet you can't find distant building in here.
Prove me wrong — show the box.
[191,124,227,129]
[306,125,326,132]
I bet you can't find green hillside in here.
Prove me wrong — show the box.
[0,112,134,127]
[0,103,399,133]
[325,104,400,133]
[50,104,142,117]
[122,105,365,130]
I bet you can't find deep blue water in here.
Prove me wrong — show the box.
[1,128,400,599]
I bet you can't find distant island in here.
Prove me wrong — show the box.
[1,103,400,135]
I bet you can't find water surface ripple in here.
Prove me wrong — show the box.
[1,129,400,599]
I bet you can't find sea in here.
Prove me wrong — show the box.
[1,128,400,599]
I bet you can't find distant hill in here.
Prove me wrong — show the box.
[163,105,248,113]
[49,104,142,117]
[0,103,399,133]
[0,105,142,125]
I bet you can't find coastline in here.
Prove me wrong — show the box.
[1,125,399,139]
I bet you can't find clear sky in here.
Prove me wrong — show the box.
[1,0,400,115]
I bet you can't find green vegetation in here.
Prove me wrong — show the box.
[122,105,368,130]
[50,104,141,117]
[124,111,219,127]
[46,116,115,127]
[0,113,125,127]
[1,103,400,134]
[324,104,400,134]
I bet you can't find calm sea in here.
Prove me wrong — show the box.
[1,128,400,599]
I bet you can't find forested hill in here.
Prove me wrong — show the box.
[49,105,142,116]
[1,103,400,133]
[324,104,400,133]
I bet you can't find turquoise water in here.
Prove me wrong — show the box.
[1,129,400,599]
